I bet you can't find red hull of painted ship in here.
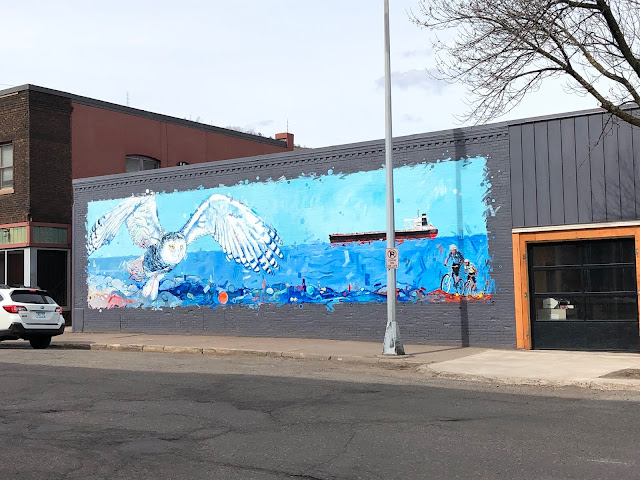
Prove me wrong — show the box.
[329,228,438,244]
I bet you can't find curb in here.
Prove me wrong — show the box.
[106,344,143,353]
[49,341,418,367]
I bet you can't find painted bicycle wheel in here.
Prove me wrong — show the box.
[440,274,453,293]
[463,281,477,296]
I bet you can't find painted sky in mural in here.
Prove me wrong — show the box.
[86,156,498,310]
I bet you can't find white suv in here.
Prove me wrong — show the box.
[0,286,65,349]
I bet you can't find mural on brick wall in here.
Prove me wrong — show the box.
[85,155,498,310]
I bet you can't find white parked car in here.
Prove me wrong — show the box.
[0,286,65,349]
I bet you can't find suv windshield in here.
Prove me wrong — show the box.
[10,290,54,304]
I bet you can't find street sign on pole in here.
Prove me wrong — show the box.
[381,0,405,356]
[385,247,399,269]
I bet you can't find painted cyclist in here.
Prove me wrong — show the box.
[463,258,478,292]
[444,244,465,284]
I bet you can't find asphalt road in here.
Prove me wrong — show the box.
[1,348,640,479]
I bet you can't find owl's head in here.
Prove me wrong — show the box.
[160,232,187,264]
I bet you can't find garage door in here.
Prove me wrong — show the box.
[529,238,639,351]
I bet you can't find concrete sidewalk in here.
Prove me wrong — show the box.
[6,332,640,391]
[49,332,486,364]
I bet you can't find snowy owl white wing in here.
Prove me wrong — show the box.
[124,196,164,249]
[86,196,163,256]
[87,196,144,255]
[180,194,283,273]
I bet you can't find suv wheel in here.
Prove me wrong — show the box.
[29,336,52,349]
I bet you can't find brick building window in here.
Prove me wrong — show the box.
[0,144,13,189]
[125,155,159,173]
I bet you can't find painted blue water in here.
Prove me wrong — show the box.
[87,234,495,310]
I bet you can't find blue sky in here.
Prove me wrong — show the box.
[87,156,490,258]
[1,1,598,148]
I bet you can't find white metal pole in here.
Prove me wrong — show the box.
[382,0,404,356]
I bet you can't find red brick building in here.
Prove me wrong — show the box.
[0,85,294,320]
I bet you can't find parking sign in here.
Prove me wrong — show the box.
[385,247,399,269]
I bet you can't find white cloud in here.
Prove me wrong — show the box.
[375,69,448,93]
[402,114,423,123]
[401,48,432,58]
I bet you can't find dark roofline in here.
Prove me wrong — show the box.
[501,103,637,128]
[371,103,637,139]
[0,84,289,148]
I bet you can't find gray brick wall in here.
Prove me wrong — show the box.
[72,124,516,347]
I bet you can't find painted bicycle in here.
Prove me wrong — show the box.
[462,276,477,296]
[440,271,478,295]
[441,258,479,296]
[440,271,464,294]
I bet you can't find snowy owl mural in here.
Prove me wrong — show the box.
[86,194,283,301]
[85,156,499,311]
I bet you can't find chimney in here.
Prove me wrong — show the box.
[275,132,294,151]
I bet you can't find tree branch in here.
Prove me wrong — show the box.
[595,0,640,77]
[412,0,640,128]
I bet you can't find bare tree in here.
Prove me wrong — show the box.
[411,0,640,127]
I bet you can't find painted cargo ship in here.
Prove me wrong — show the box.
[329,213,437,244]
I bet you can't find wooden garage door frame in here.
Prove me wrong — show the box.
[513,224,640,349]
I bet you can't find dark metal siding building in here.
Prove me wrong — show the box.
[510,108,640,351]
[510,109,640,228]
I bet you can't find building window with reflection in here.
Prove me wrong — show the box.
[0,143,13,189]
[125,155,160,173]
